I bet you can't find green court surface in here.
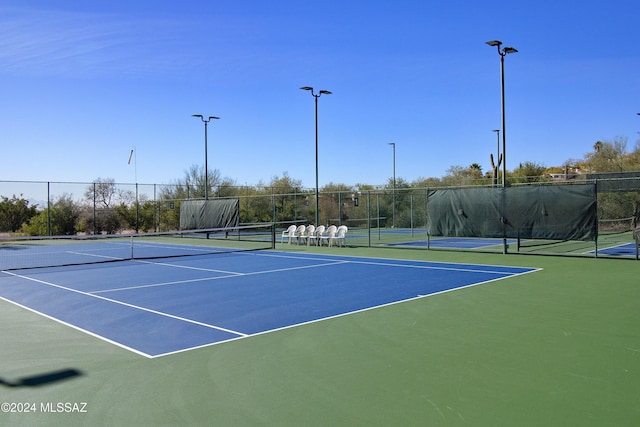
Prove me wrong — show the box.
[2,245,639,426]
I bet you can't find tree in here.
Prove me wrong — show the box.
[159,165,238,199]
[115,197,156,232]
[85,178,118,208]
[511,161,547,183]
[442,164,487,186]
[0,194,38,232]
[268,173,306,223]
[583,137,628,172]
[319,182,355,225]
[22,194,80,236]
[411,177,443,188]
[83,178,127,234]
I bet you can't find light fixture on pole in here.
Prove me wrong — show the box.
[192,114,220,201]
[300,86,332,226]
[486,40,517,188]
[388,142,396,228]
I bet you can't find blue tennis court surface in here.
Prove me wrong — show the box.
[587,242,638,257]
[0,251,539,358]
[389,237,518,249]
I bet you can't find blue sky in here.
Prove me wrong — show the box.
[1,0,639,191]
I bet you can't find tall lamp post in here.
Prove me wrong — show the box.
[388,142,396,228]
[300,86,332,226]
[192,114,220,201]
[486,40,517,188]
[492,129,500,161]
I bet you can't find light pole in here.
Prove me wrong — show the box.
[300,86,332,226]
[128,147,139,232]
[192,114,220,201]
[388,142,396,228]
[486,40,517,188]
[492,129,500,161]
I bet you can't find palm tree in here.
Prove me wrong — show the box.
[593,141,603,153]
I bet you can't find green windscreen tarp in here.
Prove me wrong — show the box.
[427,184,597,241]
[586,172,640,192]
[427,188,503,238]
[179,199,240,230]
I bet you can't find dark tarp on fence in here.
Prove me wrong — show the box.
[427,184,597,241]
[179,199,240,230]
[586,172,640,192]
[427,188,503,238]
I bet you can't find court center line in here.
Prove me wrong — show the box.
[152,267,538,359]
[2,270,247,337]
[92,260,350,294]
[134,259,245,274]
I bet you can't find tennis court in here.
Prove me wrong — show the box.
[3,240,640,426]
[0,242,537,357]
[586,241,638,257]
[387,236,518,250]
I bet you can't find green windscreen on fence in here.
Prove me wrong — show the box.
[179,199,240,230]
[587,172,640,192]
[427,184,597,241]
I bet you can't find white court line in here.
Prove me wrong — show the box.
[1,270,247,338]
[583,241,636,255]
[2,250,541,358]
[255,249,533,269]
[152,268,540,359]
[93,260,349,294]
[0,294,151,358]
[253,251,535,276]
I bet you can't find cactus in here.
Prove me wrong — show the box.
[490,153,503,186]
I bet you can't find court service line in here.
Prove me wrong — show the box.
[0,295,152,358]
[339,259,525,275]
[134,259,245,275]
[152,268,535,358]
[92,260,350,294]
[583,241,635,255]
[2,270,247,337]
[254,251,530,276]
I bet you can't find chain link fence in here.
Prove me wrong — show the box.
[1,178,639,259]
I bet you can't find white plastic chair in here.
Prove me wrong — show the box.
[326,225,338,247]
[335,225,348,247]
[282,225,297,244]
[305,225,316,246]
[294,225,306,245]
[314,225,326,246]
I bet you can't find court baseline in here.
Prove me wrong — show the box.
[0,251,539,357]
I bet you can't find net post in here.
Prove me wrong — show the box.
[271,223,276,249]
[130,235,134,260]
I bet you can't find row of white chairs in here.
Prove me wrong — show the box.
[281,224,348,247]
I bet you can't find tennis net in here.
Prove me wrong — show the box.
[0,223,275,271]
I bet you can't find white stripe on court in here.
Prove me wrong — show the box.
[92,260,349,294]
[2,270,247,338]
[253,251,531,276]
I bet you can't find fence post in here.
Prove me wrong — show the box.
[47,182,51,236]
